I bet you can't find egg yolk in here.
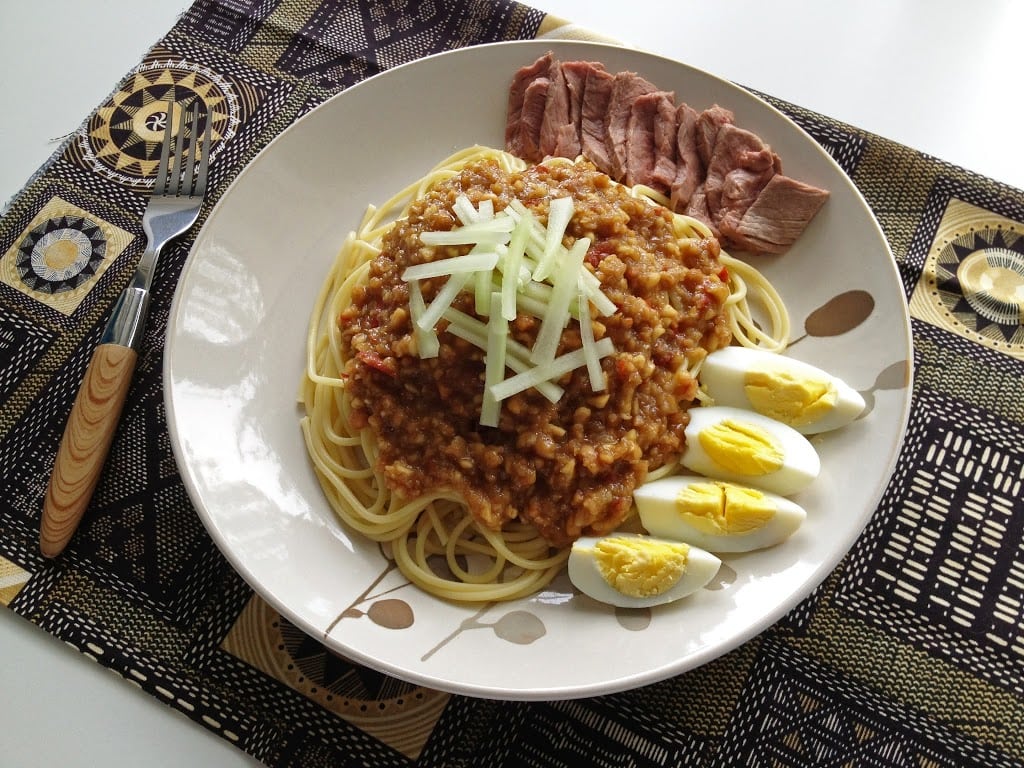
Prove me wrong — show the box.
[743,370,838,427]
[593,537,690,598]
[677,481,775,534]
[697,418,784,476]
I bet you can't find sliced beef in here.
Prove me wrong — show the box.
[694,105,735,166]
[685,187,715,236]
[703,123,780,231]
[539,64,573,158]
[506,52,553,156]
[504,55,830,255]
[720,175,830,254]
[516,76,551,162]
[605,71,658,180]
[579,65,615,173]
[650,93,679,191]
[553,60,594,157]
[623,91,676,190]
[670,103,702,210]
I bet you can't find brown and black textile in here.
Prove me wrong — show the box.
[2,1,1023,766]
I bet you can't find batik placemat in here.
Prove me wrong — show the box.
[1,1,1023,765]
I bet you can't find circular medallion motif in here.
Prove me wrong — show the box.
[78,59,236,186]
[276,614,422,709]
[955,247,1024,326]
[929,227,1024,350]
[16,215,107,294]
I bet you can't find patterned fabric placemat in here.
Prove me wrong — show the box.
[2,1,1023,766]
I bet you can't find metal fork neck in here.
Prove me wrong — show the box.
[99,242,161,350]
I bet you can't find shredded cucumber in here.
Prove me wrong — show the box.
[443,309,563,402]
[577,288,606,391]
[402,250,499,281]
[501,209,531,321]
[530,237,590,365]
[490,338,615,402]
[532,195,574,282]
[403,193,618,424]
[480,291,508,427]
[415,271,470,331]
[408,280,439,358]
[419,216,515,246]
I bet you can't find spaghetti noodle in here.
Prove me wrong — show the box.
[299,146,789,602]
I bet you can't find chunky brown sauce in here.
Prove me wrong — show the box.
[340,157,732,547]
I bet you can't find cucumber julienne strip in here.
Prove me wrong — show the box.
[532,195,574,282]
[408,280,439,358]
[401,250,499,281]
[577,289,606,391]
[419,215,515,245]
[442,309,564,403]
[415,271,471,331]
[490,338,615,402]
[501,209,531,322]
[530,236,591,365]
[480,291,508,427]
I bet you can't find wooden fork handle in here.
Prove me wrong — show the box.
[40,343,138,558]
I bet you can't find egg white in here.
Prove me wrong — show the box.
[568,533,721,608]
[699,346,865,434]
[682,405,820,496]
[634,474,806,553]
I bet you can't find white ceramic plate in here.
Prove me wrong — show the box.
[164,40,912,700]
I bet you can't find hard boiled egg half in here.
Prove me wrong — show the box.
[634,475,806,553]
[682,405,820,496]
[699,346,865,434]
[568,533,721,608]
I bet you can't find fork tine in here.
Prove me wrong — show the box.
[171,100,190,197]
[153,99,175,195]
[182,101,200,192]
[193,105,212,198]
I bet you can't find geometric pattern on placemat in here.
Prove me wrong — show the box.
[0,555,30,606]
[72,489,228,625]
[221,594,449,761]
[833,379,1024,696]
[905,171,1024,288]
[0,302,227,627]
[774,578,832,637]
[61,374,227,624]
[177,0,282,53]
[501,698,712,766]
[758,93,869,179]
[716,638,1024,767]
[275,0,545,90]
[0,307,53,410]
[0,321,103,521]
[60,40,294,194]
[72,63,233,189]
[802,118,867,178]
[420,642,760,767]
[0,195,133,316]
[5,3,1023,768]
[909,197,1024,360]
[34,601,253,747]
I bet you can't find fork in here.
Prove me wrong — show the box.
[40,99,211,558]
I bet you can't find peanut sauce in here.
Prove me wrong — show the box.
[340,157,732,547]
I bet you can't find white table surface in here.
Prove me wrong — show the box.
[1,1,1021,766]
